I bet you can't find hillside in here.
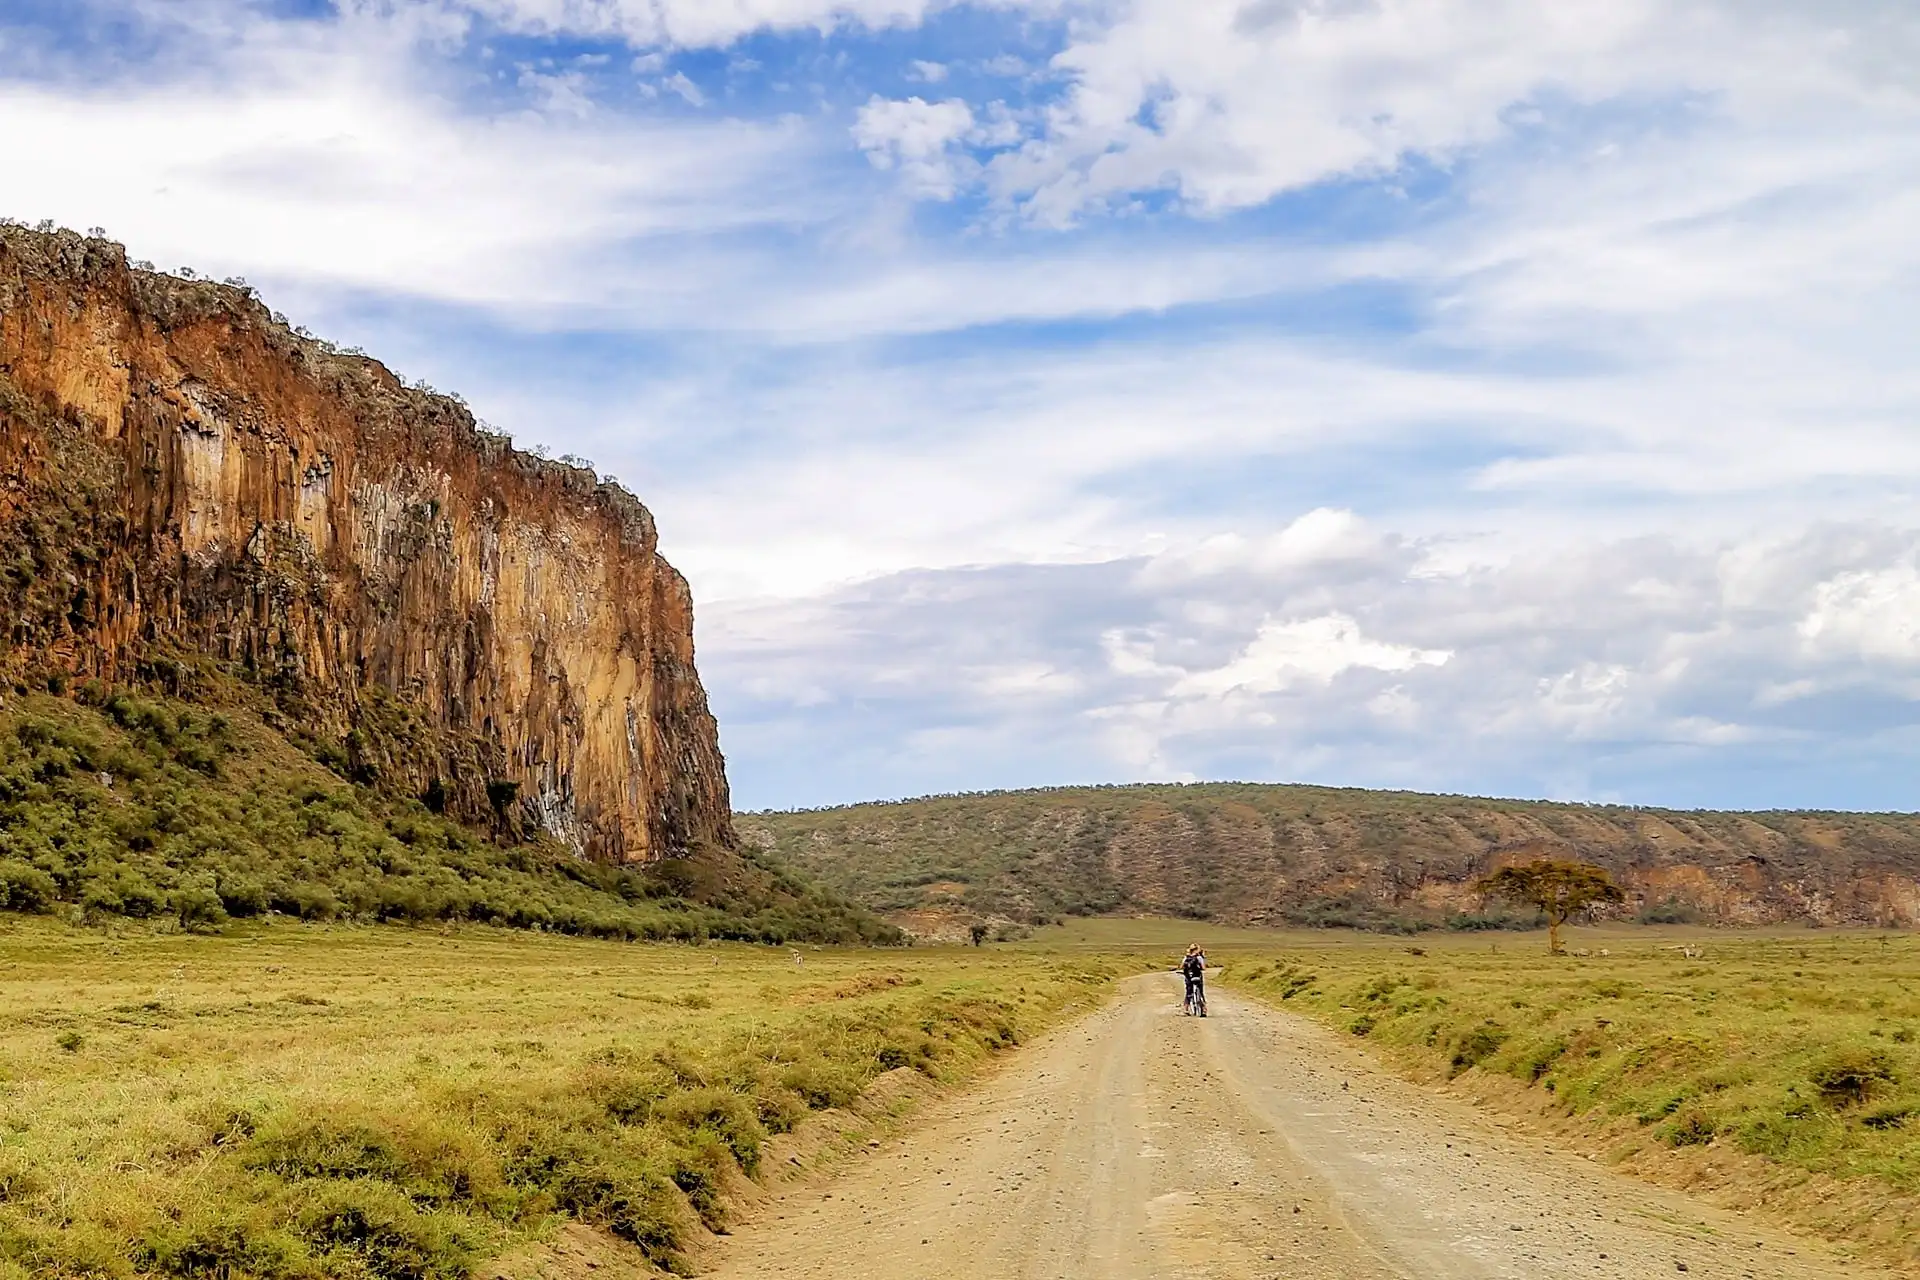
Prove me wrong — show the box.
[740,783,1920,931]
[0,671,896,944]
[0,220,894,942]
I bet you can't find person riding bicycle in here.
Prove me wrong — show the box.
[1181,944,1207,1016]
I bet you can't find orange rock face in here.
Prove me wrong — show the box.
[0,227,730,863]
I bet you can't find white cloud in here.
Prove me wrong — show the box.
[0,13,816,310]
[1534,662,1636,737]
[1169,614,1451,696]
[12,0,1920,811]
[982,1,1920,225]
[661,70,706,105]
[1137,508,1384,585]
[852,94,977,197]
[1801,562,1920,663]
[518,66,596,115]
[700,522,1920,807]
[460,0,967,48]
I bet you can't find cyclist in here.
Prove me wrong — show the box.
[1181,944,1208,1016]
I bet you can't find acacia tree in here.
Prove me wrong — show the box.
[1474,860,1625,954]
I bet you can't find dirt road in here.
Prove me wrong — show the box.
[703,975,1878,1280]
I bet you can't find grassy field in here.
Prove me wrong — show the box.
[9,908,1917,1277]
[0,917,1113,1279]
[1224,927,1920,1265]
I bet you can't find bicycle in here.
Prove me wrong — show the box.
[1183,980,1208,1017]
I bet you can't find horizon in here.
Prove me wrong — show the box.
[5,1,1918,813]
[734,775,1920,819]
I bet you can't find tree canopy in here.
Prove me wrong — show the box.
[1474,859,1625,953]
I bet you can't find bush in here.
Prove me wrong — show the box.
[0,692,897,946]
[0,861,56,912]
[1448,1023,1509,1077]
[1659,1106,1718,1147]
[1511,1036,1568,1083]
[172,885,229,932]
[1808,1047,1898,1106]
[1636,896,1703,925]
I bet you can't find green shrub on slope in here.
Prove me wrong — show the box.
[0,692,895,945]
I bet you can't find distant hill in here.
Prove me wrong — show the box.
[738,784,1920,932]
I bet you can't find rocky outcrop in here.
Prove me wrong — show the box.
[0,225,730,863]
[744,784,1920,929]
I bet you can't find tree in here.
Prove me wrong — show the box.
[1474,860,1624,954]
[969,923,989,947]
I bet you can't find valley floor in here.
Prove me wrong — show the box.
[705,975,1883,1280]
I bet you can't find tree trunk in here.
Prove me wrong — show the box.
[1548,912,1565,954]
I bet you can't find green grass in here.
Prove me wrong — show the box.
[0,690,894,945]
[1008,915,1333,951]
[0,917,1114,1279]
[1225,929,1920,1260]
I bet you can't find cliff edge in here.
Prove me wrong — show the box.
[0,224,729,864]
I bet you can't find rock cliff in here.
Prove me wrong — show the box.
[0,225,730,864]
[744,783,1920,930]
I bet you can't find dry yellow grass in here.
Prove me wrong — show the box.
[1226,928,1920,1268]
[0,917,1113,1278]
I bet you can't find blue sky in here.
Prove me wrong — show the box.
[5,1,1920,812]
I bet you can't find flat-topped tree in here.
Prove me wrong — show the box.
[1475,860,1625,954]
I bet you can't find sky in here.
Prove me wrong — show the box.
[3,1,1920,812]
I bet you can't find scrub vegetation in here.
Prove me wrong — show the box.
[0,918,1113,1279]
[743,784,1920,931]
[0,691,894,945]
[1228,930,1920,1264]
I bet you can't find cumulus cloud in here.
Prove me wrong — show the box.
[852,94,977,197]
[702,520,1920,808]
[1801,562,1920,664]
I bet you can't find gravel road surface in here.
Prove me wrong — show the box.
[702,976,1876,1279]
